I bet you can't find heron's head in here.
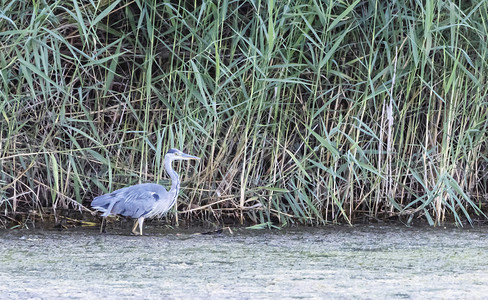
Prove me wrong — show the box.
[165,148,200,161]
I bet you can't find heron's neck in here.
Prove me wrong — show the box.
[165,157,180,195]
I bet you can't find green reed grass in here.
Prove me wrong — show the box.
[1,0,487,227]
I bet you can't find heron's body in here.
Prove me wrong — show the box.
[91,149,199,235]
[91,183,177,219]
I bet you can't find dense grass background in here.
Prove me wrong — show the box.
[1,0,487,227]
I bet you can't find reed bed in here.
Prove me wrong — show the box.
[1,0,487,227]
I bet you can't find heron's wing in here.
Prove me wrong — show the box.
[92,184,170,218]
[110,186,164,218]
[91,190,125,216]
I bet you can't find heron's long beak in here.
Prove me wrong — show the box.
[181,153,200,160]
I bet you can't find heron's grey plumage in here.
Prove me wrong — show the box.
[91,148,200,235]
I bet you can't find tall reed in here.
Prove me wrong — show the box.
[1,0,487,227]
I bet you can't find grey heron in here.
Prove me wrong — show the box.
[91,148,200,235]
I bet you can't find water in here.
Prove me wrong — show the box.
[1,225,487,299]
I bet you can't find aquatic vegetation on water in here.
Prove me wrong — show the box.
[0,1,487,227]
[0,226,487,298]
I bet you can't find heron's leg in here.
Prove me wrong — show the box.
[138,217,145,236]
[131,219,140,235]
[99,217,107,233]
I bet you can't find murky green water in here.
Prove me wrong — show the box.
[1,225,487,299]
